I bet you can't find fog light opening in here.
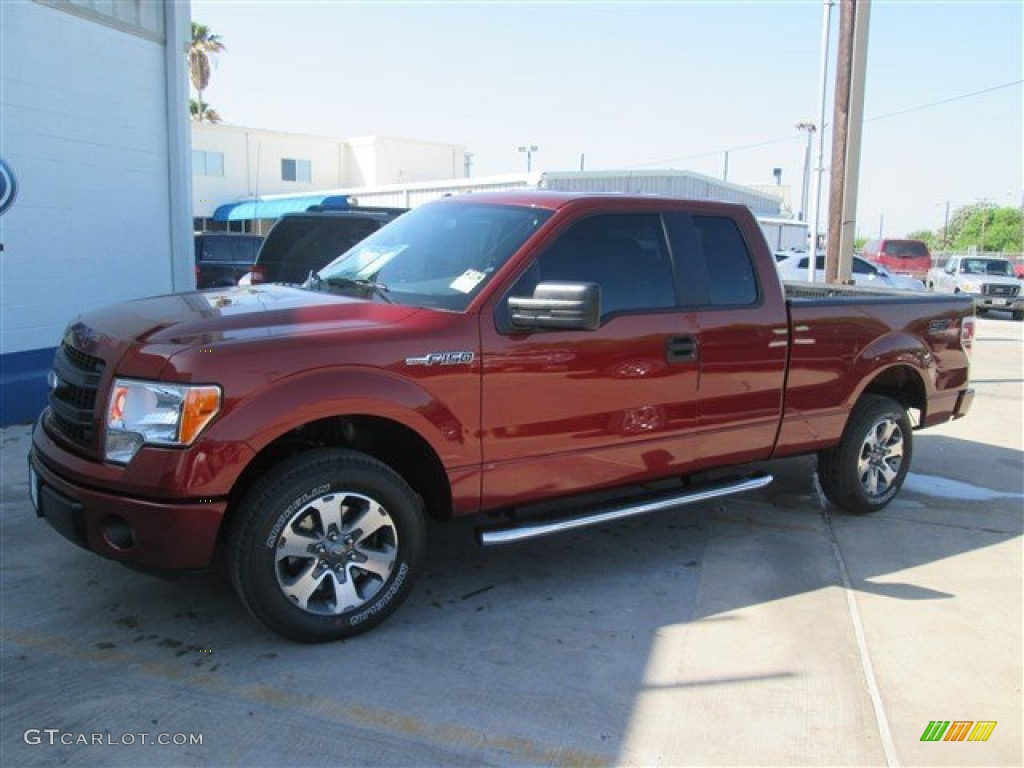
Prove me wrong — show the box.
[101,515,136,550]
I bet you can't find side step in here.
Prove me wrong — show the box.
[477,473,773,546]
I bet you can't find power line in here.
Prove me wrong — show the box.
[624,79,1022,170]
[865,79,1022,123]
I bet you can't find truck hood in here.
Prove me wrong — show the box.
[77,284,421,347]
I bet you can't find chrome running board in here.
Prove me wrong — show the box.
[477,473,773,546]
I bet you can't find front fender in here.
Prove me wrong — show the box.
[195,366,479,491]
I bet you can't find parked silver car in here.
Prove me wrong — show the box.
[926,256,1023,320]
[775,252,926,292]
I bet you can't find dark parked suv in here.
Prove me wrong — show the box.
[250,208,405,285]
[194,233,264,289]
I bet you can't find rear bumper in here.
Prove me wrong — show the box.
[30,422,226,571]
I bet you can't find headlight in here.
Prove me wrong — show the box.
[105,378,221,464]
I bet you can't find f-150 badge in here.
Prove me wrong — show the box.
[405,351,475,367]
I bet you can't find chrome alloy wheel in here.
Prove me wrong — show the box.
[273,491,399,615]
[856,416,905,499]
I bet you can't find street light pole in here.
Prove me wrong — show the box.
[806,0,835,281]
[518,144,538,173]
[942,200,950,255]
[796,121,816,222]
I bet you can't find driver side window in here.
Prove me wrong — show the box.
[509,214,676,318]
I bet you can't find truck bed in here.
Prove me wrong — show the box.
[774,282,973,459]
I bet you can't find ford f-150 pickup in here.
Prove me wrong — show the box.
[30,192,976,642]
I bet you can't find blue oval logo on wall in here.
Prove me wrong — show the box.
[0,157,18,216]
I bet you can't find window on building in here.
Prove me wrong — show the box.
[192,150,224,177]
[281,158,312,183]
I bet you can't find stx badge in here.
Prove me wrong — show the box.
[405,351,475,367]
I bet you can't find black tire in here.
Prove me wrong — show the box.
[1012,309,1024,322]
[818,395,912,515]
[228,448,425,642]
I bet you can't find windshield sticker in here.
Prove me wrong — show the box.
[450,269,486,294]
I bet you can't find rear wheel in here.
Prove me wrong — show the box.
[818,395,912,515]
[1012,309,1024,321]
[228,449,425,642]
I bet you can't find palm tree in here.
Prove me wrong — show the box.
[189,23,226,123]
[190,99,222,124]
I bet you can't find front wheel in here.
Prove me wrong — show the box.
[818,395,912,515]
[1012,309,1024,321]
[228,449,425,642]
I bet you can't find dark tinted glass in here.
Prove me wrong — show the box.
[259,218,381,283]
[512,214,676,317]
[693,216,758,305]
[882,240,929,258]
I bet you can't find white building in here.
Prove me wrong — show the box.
[192,123,466,232]
[0,0,192,425]
[214,168,786,222]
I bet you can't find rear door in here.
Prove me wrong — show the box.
[663,211,789,469]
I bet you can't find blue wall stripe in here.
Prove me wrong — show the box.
[1,347,55,426]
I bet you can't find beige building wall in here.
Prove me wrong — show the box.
[192,124,465,218]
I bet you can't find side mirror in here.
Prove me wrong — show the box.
[508,281,600,331]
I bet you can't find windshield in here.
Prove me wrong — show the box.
[961,258,1013,276]
[313,202,553,310]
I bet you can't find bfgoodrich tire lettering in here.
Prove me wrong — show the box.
[818,395,913,515]
[228,449,425,642]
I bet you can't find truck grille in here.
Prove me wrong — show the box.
[982,283,1019,297]
[48,342,106,449]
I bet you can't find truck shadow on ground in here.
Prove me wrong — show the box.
[2,430,1020,766]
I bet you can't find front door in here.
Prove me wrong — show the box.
[479,212,701,509]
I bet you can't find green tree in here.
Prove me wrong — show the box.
[189,23,226,123]
[905,230,937,250]
[952,205,1023,253]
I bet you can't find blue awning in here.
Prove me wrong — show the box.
[212,194,349,221]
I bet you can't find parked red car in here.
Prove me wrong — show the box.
[861,238,933,280]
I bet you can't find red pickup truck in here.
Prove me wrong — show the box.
[30,192,975,642]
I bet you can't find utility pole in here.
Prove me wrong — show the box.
[826,0,871,284]
[722,151,729,182]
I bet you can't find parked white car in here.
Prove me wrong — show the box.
[775,252,927,292]
[926,255,1024,320]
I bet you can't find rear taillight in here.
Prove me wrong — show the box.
[961,315,975,352]
[251,265,266,284]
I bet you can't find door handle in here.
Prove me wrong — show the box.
[666,335,698,363]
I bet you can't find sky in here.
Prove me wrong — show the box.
[192,0,1023,237]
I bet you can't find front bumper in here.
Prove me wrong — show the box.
[30,420,227,571]
[967,293,1024,312]
[953,388,974,421]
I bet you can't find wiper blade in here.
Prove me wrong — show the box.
[324,276,393,303]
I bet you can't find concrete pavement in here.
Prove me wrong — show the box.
[1,316,1020,766]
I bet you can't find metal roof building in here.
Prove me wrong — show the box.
[212,169,785,226]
